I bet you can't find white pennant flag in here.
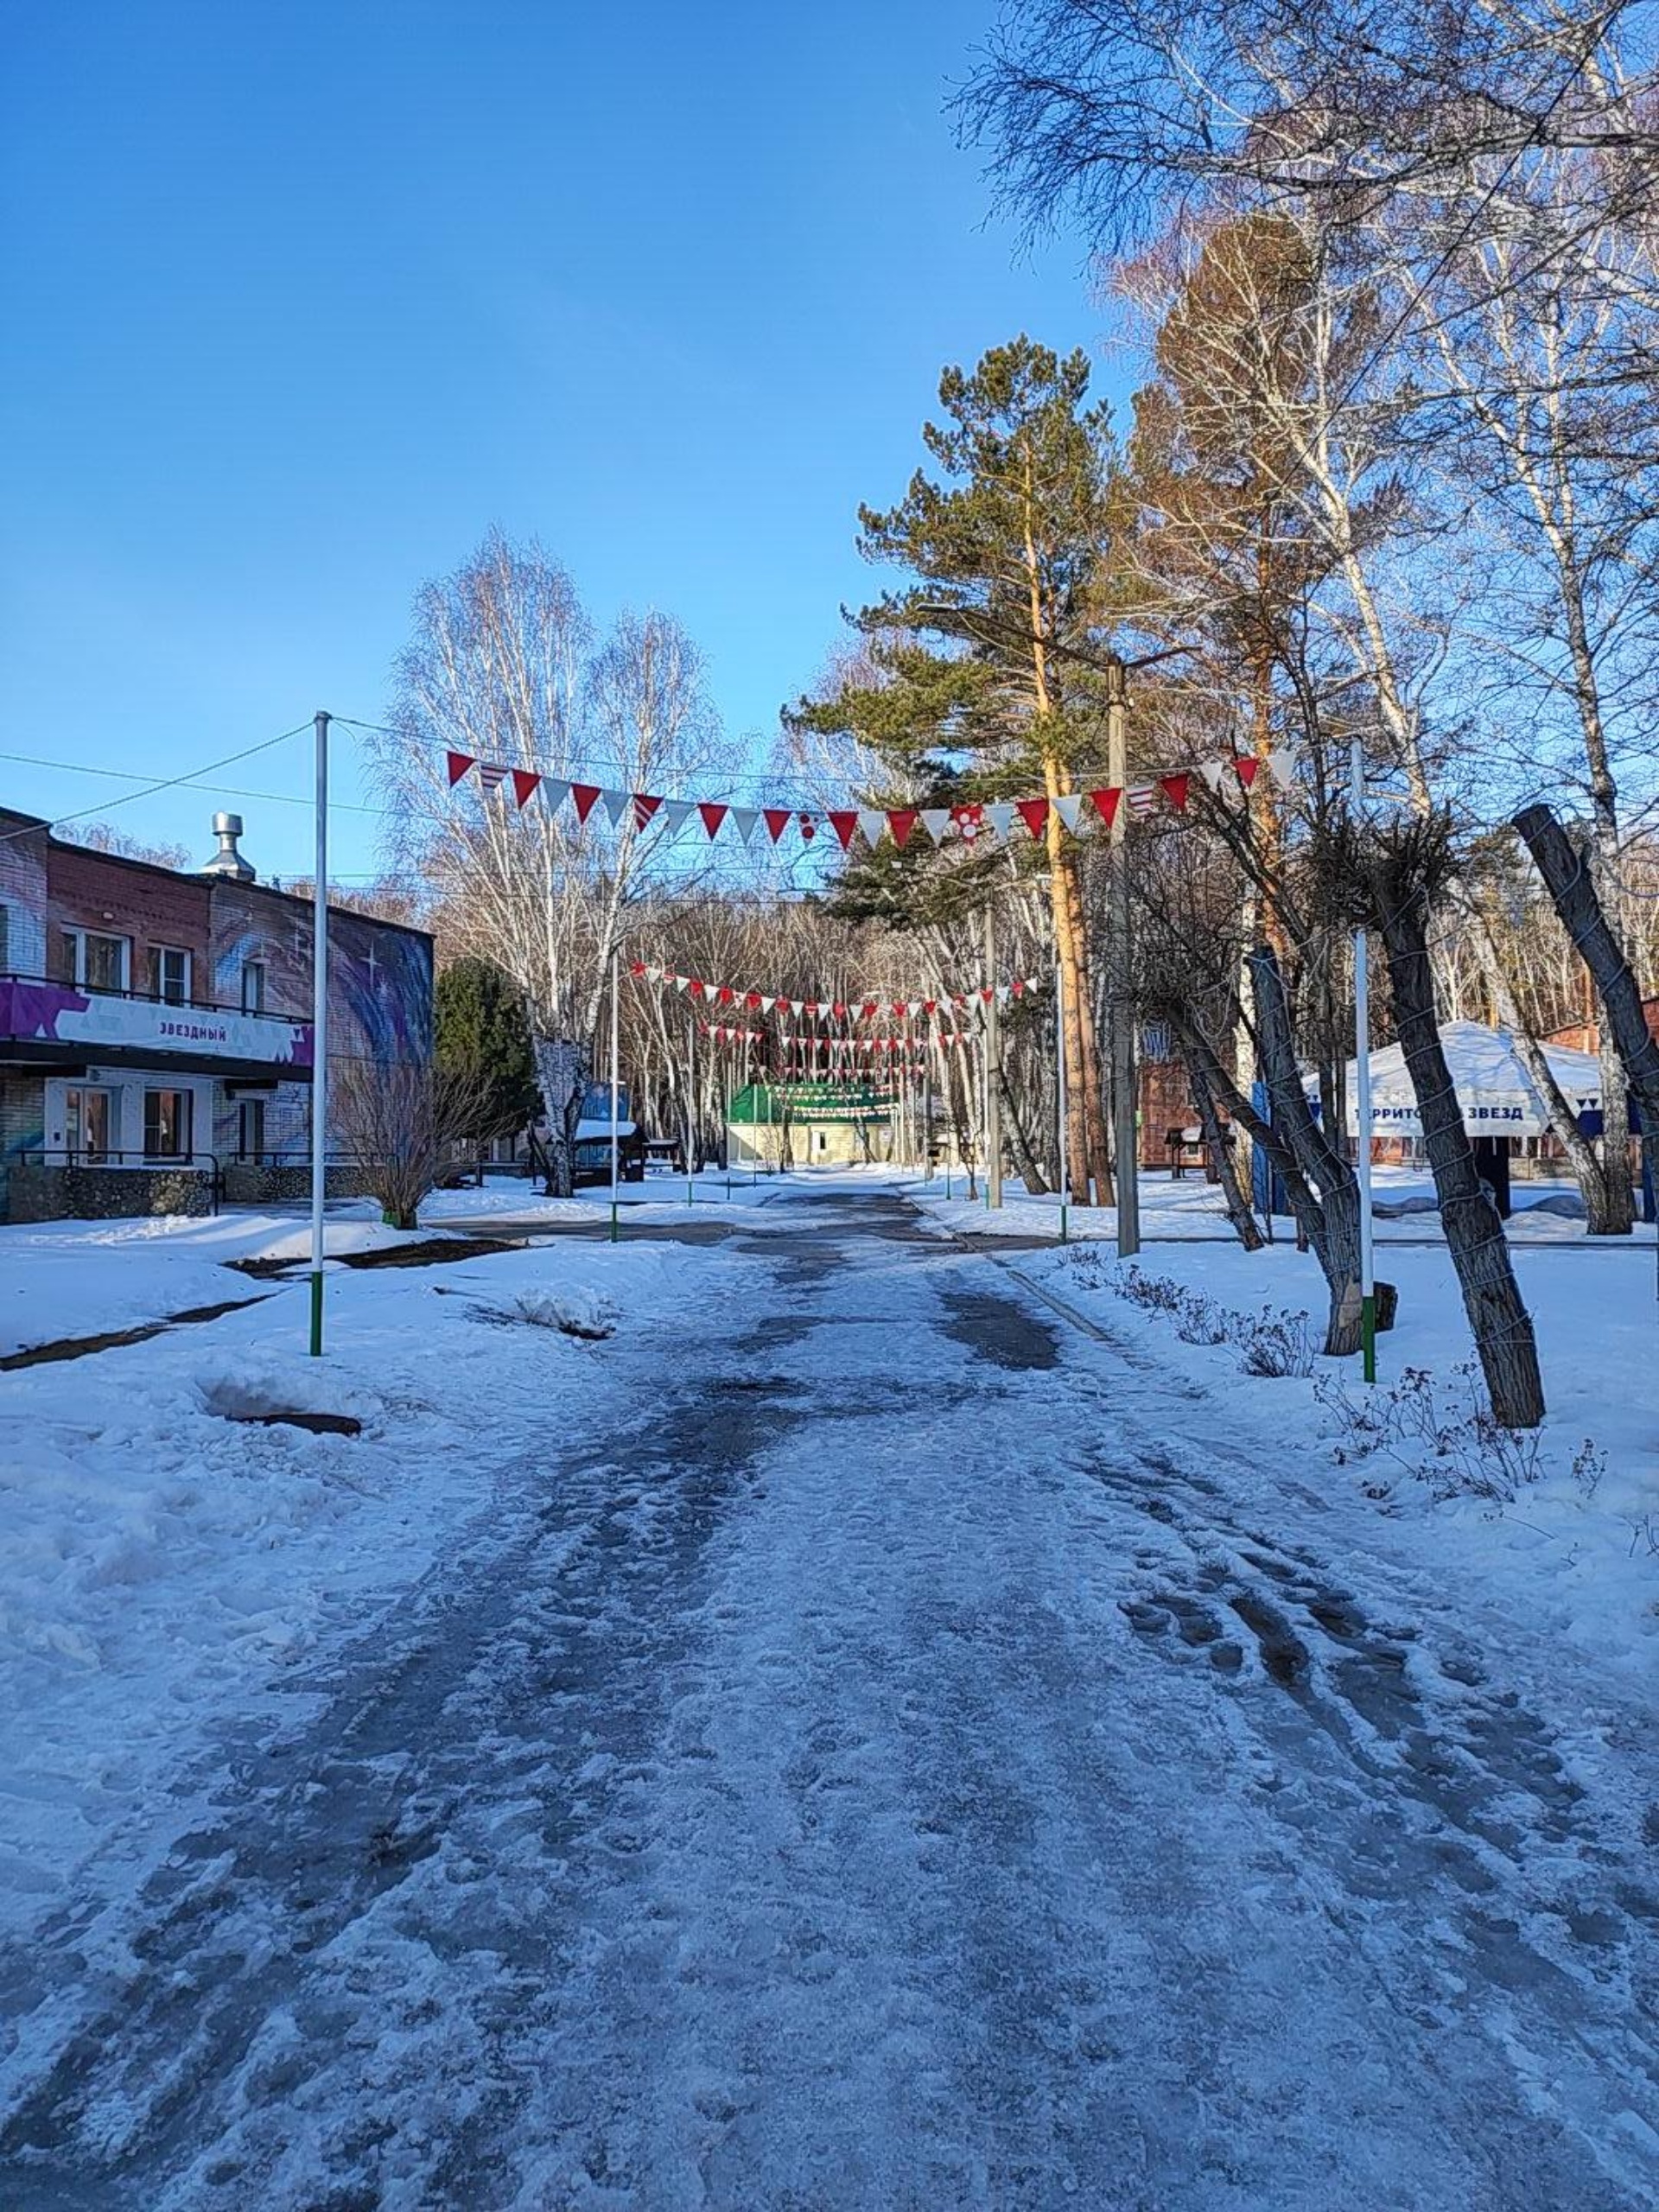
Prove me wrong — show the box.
[1198,760,1227,793]
[1052,792,1084,833]
[601,788,630,830]
[760,995,776,1014]
[985,802,1015,842]
[920,808,951,845]
[907,1000,923,1019]
[645,963,664,983]
[789,999,803,1018]
[730,806,760,846]
[661,798,696,837]
[671,974,690,993]
[996,985,1012,1007]
[857,809,888,848]
[540,776,571,814]
[1266,748,1294,789]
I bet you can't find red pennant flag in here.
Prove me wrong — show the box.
[633,792,663,831]
[511,768,542,809]
[827,810,859,849]
[980,987,995,1003]
[924,1000,937,1016]
[718,985,736,1005]
[697,801,728,839]
[762,807,793,843]
[888,809,918,849]
[572,783,602,824]
[950,803,983,840]
[446,750,476,787]
[746,991,763,1011]
[629,960,646,977]
[1015,797,1050,840]
[1236,756,1261,789]
[889,1002,905,1018]
[1160,772,1191,812]
[689,979,706,999]
[1090,787,1122,828]
[1012,979,1026,997]
[861,1000,879,1020]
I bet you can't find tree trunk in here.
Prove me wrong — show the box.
[1247,947,1367,1356]
[1372,879,1545,1428]
[1000,1065,1048,1194]
[533,1035,588,1199]
[1045,810,1112,1203]
[1185,1053,1263,1250]
[1515,803,1659,1226]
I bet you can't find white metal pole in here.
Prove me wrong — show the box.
[609,947,620,1243]
[308,709,330,1357]
[1351,734,1376,1381]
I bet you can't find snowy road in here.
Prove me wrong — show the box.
[3,1190,1656,2209]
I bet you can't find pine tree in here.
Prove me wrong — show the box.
[435,957,539,1144]
[791,337,1120,1203]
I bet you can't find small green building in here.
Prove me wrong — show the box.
[728,1081,895,1167]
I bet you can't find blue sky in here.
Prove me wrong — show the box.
[2,1,1117,882]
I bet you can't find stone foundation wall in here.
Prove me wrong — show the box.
[8,1163,215,1223]
[221,1162,378,1206]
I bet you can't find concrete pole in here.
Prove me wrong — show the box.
[608,947,620,1244]
[984,903,1003,1209]
[1055,951,1068,1245]
[308,709,331,1356]
[1108,659,1141,1257]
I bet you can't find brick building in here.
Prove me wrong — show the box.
[0,806,432,1220]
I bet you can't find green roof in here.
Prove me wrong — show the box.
[728,1081,894,1125]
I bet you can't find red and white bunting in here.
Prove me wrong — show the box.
[444,751,1293,847]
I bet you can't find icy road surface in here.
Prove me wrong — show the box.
[2,1191,1656,2209]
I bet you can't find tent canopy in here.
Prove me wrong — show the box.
[1312,1021,1602,1138]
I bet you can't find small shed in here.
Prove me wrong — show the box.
[728,1082,893,1168]
[1325,1022,1603,1137]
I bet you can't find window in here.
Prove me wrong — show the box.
[65,1086,114,1161]
[143,1088,193,1160]
[238,1097,266,1163]
[148,945,191,1004]
[242,960,267,1013]
[60,928,130,993]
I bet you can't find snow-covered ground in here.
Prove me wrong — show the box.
[1,1179,1653,2205]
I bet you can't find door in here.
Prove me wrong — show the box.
[238,1097,267,1164]
[64,1085,114,1162]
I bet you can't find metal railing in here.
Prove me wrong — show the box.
[0,969,302,1026]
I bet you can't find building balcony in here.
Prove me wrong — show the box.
[0,973,314,1082]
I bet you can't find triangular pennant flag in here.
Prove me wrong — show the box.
[1015,797,1049,840]
[888,808,918,849]
[857,809,887,848]
[1128,784,1159,816]
[950,803,983,842]
[1090,787,1121,828]
[718,986,736,1006]
[1266,748,1294,789]
[511,768,542,809]
[1160,772,1191,812]
[697,801,728,840]
[980,986,995,1004]
[996,986,1012,1007]
[1236,756,1261,790]
[827,810,859,849]
[920,808,950,845]
[907,1001,923,1018]
[1011,979,1026,998]
[924,1000,937,1016]
[633,791,664,832]
[760,995,776,1014]
[628,959,646,977]
[985,803,1015,841]
[1198,761,1227,793]
[660,798,695,836]
[798,812,818,842]
[861,1000,880,1020]
[477,762,508,793]
[571,783,602,824]
[446,750,476,787]
[791,999,804,1018]
[762,807,793,843]
[1052,793,1084,833]
[540,776,571,815]
[746,991,764,1012]
[674,975,693,994]
[730,806,759,845]
[601,789,630,829]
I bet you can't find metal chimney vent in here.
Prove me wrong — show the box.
[201,810,256,882]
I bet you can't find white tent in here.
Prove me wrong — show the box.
[1315,1021,1603,1139]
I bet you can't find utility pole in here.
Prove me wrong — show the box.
[984,903,1003,1209]
[1108,658,1141,1257]
[685,1013,696,1205]
[308,709,331,1356]
[1054,951,1068,1245]
[608,948,620,1244]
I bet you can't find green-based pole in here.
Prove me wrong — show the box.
[1055,951,1068,1245]
[685,1012,696,1206]
[308,709,331,1355]
[608,946,620,1244]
